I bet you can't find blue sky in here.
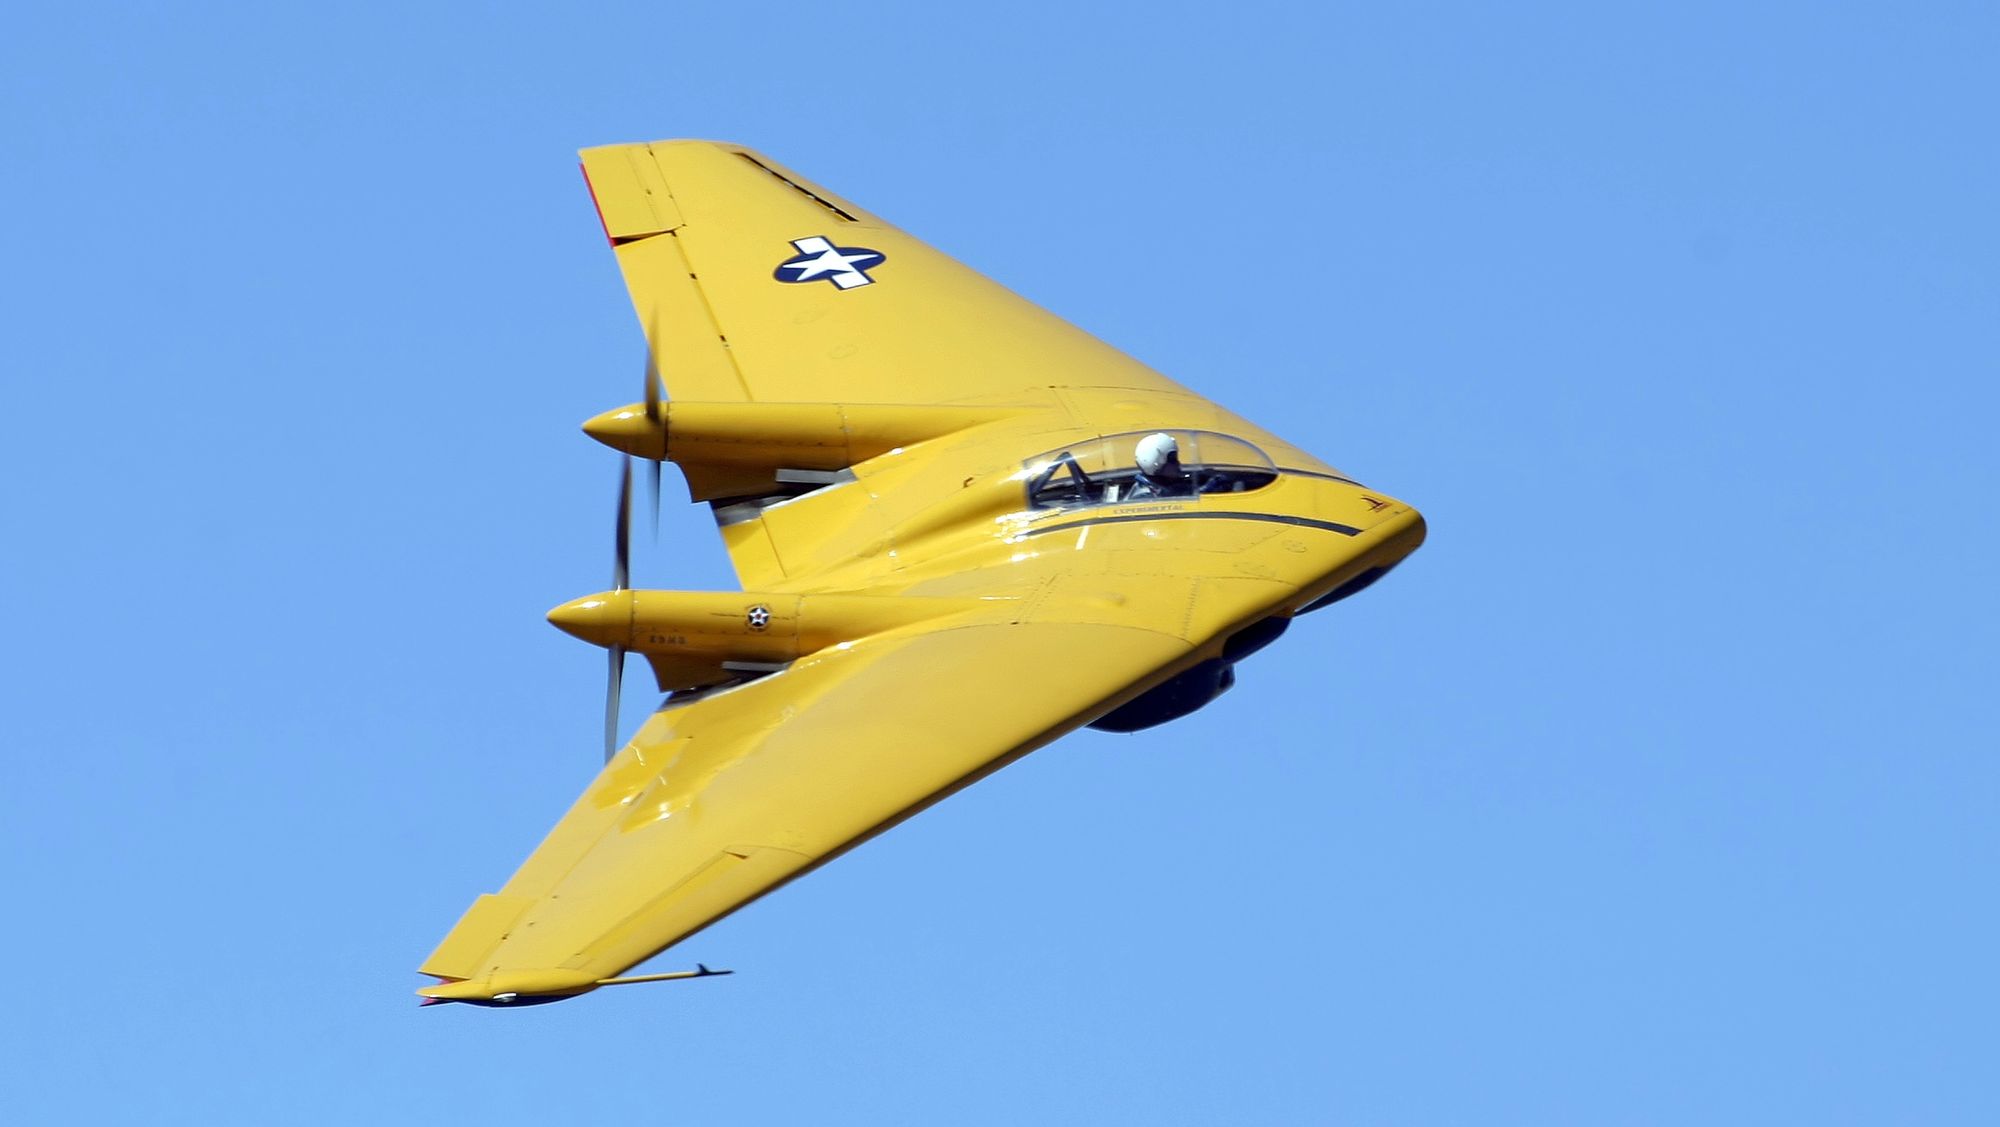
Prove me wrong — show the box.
[3,2,1995,1123]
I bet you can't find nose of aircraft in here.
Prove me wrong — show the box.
[546,591,635,647]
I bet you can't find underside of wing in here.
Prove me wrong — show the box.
[579,140,1188,407]
[420,615,1194,1004]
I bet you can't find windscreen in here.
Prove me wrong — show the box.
[1020,430,1278,511]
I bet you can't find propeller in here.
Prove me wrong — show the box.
[642,316,664,538]
[605,457,632,762]
[604,322,664,762]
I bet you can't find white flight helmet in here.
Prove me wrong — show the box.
[1135,432,1181,476]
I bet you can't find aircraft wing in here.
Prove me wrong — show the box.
[578,140,1348,589]
[419,611,1197,1005]
[579,140,1189,406]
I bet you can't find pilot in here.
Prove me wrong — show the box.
[1128,432,1191,499]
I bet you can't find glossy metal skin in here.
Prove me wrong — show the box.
[419,142,1425,1006]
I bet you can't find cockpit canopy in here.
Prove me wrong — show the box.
[1021,430,1279,511]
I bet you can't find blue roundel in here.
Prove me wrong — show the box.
[774,235,886,290]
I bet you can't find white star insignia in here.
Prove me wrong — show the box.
[777,236,885,289]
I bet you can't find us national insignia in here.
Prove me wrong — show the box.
[773,236,885,290]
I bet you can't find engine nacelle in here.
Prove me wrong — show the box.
[1088,660,1236,733]
[1085,615,1290,734]
[547,589,991,691]
[580,401,1016,502]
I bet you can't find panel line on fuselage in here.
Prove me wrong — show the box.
[1017,510,1364,540]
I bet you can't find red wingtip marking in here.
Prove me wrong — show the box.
[581,163,615,248]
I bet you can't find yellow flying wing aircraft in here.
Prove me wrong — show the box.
[418,140,1425,1007]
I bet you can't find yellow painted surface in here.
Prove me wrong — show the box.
[420,142,1426,1006]
[580,145,682,239]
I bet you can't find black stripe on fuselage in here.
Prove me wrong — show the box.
[1276,467,1364,487]
[1020,510,1364,539]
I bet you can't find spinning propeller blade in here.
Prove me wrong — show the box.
[605,643,625,763]
[603,320,664,762]
[612,457,632,593]
[643,318,663,537]
[605,459,633,761]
